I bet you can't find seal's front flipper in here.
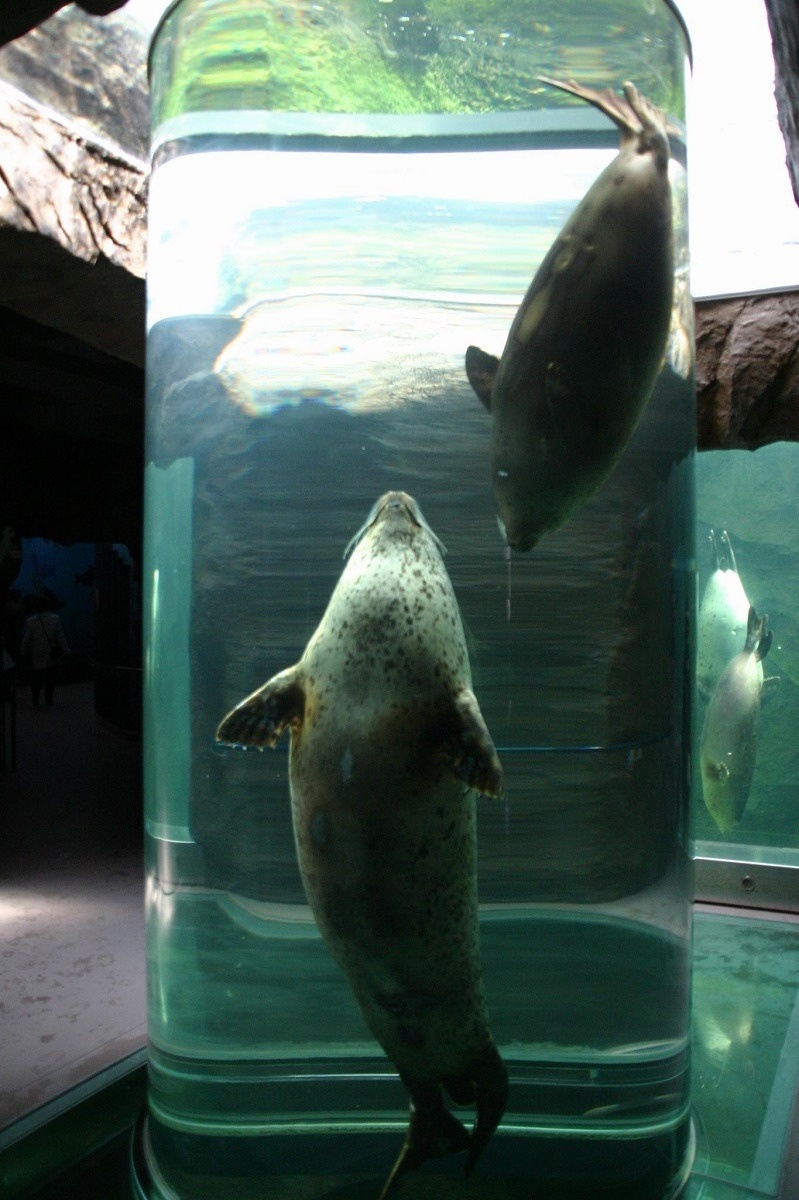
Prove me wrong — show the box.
[216,665,304,749]
[377,1082,471,1200]
[443,688,504,799]
[465,345,499,412]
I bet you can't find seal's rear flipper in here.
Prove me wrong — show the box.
[756,629,773,663]
[377,1082,471,1200]
[464,1040,509,1176]
[743,606,771,659]
[216,665,304,749]
[465,345,499,412]
[443,688,504,799]
[539,77,668,159]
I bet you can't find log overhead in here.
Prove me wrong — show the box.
[0,80,146,367]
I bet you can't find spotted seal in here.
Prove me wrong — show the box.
[697,528,752,700]
[466,78,674,550]
[700,606,772,835]
[216,491,506,1198]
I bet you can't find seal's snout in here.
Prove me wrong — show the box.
[499,516,537,554]
[373,491,423,535]
[380,490,417,518]
[372,491,448,557]
[343,490,413,558]
[508,531,537,553]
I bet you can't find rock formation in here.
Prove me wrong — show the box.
[696,289,799,450]
[0,7,147,365]
[765,0,799,208]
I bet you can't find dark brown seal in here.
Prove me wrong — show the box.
[466,79,674,551]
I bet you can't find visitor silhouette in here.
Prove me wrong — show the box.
[19,597,69,707]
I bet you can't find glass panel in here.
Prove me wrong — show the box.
[143,3,694,1197]
[689,911,799,1198]
[694,443,799,892]
[149,0,687,127]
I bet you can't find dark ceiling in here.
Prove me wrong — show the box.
[1,305,144,550]
[0,0,127,51]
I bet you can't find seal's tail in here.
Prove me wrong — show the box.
[744,605,772,661]
[538,77,670,166]
[464,1040,509,1175]
[376,1082,470,1200]
[377,1044,508,1200]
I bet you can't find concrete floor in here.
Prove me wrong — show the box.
[0,679,145,1129]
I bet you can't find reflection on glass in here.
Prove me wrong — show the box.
[690,913,799,1197]
[695,444,799,861]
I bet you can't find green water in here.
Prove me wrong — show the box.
[147,895,690,1114]
[143,897,691,1197]
[150,0,688,126]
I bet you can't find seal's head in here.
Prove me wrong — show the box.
[344,490,447,560]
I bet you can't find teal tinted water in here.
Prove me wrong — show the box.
[694,444,799,858]
[144,897,692,1196]
[147,893,690,1112]
[144,133,694,1197]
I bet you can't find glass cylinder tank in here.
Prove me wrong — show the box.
[140,3,695,1198]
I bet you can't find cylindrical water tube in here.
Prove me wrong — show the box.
[139,4,694,1197]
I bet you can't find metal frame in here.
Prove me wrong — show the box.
[694,851,799,914]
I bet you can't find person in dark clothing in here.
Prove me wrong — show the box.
[19,599,69,707]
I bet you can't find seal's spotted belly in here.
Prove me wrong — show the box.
[217,491,506,1198]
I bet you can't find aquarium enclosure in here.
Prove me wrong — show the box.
[141,2,694,1197]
